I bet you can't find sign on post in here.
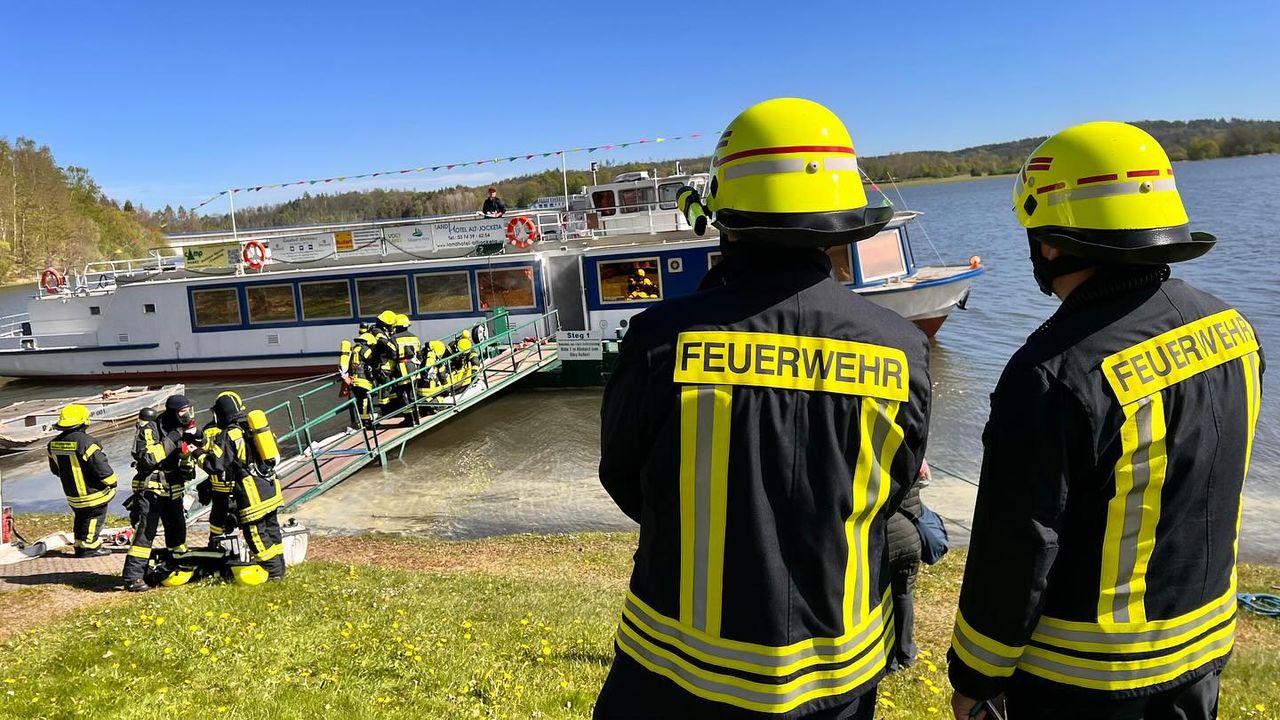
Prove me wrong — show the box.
[183,242,240,270]
[555,330,603,361]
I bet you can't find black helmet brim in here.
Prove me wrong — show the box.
[1030,224,1215,265]
[713,205,895,248]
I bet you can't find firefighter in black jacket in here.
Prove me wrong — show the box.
[122,407,170,590]
[595,98,931,719]
[47,403,118,557]
[948,122,1262,720]
[155,394,196,554]
[201,392,286,579]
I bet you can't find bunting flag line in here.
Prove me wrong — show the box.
[192,131,713,211]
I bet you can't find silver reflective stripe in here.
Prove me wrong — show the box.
[616,622,889,709]
[1048,178,1177,205]
[692,385,716,632]
[824,157,858,172]
[1020,631,1233,684]
[1111,395,1155,623]
[852,400,891,615]
[624,592,887,672]
[1035,589,1236,649]
[951,626,1019,671]
[721,158,805,181]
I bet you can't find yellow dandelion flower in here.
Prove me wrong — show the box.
[154,617,165,627]
[927,707,938,714]
[200,648,210,656]
[163,648,173,655]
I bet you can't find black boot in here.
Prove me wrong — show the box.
[124,578,150,592]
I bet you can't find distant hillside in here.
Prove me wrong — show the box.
[170,118,1278,234]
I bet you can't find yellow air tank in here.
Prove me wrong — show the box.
[246,409,281,464]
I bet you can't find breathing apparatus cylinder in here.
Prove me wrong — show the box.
[246,410,280,464]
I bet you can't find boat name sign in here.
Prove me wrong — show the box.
[556,330,603,361]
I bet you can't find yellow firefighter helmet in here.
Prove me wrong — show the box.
[1013,121,1214,264]
[229,564,269,586]
[55,403,91,429]
[705,97,893,247]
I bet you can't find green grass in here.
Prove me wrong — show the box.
[0,535,1277,719]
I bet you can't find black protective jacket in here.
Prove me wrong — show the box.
[47,427,117,509]
[949,269,1263,702]
[598,244,931,717]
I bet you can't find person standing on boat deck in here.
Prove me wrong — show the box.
[482,187,506,217]
[155,395,197,554]
[948,122,1263,720]
[595,98,931,719]
[122,408,171,591]
[47,403,118,558]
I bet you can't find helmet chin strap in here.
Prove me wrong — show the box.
[1028,239,1096,296]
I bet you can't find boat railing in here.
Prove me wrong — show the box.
[0,313,29,338]
[258,308,562,484]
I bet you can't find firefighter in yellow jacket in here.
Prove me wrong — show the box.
[200,392,286,579]
[47,404,118,557]
[948,123,1261,720]
[595,98,932,719]
[339,324,378,427]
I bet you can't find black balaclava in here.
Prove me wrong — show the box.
[211,394,245,429]
[1028,238,1097,296]
[165,394,194,426]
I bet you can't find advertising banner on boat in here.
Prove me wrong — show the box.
[555,330,604,361]
[335,230,384,257]
[269,233,336,263]
[183,242,240,270]
[432,218,509,251]
[382,224,434,254]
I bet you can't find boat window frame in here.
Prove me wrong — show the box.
[617,186,656,214]
[707,251,722,269]
[354,275,411,319]
[591,190,617,217]
[826,244,856,284]
[475,265,538,310]
[658,182,683,210]
[855,228,909,283]
[298,279,354,321]
[597,255,663,305]
[413,270,475,316]
[191,287,243,328]
[245,283,300,325]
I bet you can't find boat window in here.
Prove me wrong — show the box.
[247,284,298,324]
[191,288,241,327]
[477,267,536,309]
[592,190,616,217]
[90,306,101,316]
[300,280,352,320]
[144,303,156,314]
[826,245,855,283]
[856,229,908,282]
[618,186,656,214]
[415,271,473,314]
[598,258,661,303]
[708,251,722,268]
[355,276,410,317]
[658,182,682,210]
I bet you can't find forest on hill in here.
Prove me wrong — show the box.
[2,118,1277,283]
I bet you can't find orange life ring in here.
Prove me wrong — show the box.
[505,216,538,249]
[40,267,65,294]
[242,240,267,270]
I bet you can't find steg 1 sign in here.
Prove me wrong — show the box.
[555,331,603,361]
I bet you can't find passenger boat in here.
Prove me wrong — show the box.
[0,172,982,380]
[0,384,183,452]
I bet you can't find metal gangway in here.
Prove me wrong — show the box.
[185,310,562,521]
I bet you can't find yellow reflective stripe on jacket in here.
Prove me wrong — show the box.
[673,331,909,402]
[1102,308,1259,405]
[615,611,892,714]
[1018,620,1235,691]
[146,429,166,464]
[1098,393,1167,625]
[67,486,116,509]
[625,589,891,676]
[1033,582,1237,654]
[678,384,732,635]
[846,398,902,621]
[950,610,1025,679]
[83,443,101,460]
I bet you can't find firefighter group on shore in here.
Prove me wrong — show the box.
[337,309,483,428]
[44,98,1262,719]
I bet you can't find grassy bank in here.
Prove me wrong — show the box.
[1,533,1277,719]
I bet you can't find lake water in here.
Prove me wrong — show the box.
[2,155,1278,561]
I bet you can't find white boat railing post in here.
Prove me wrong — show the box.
[228,190,242,276]
[560,150,570,226]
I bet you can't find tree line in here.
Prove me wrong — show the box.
[2,118,1277,282]
[0,138,165,284]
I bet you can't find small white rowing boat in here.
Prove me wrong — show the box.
[0,384,184,453]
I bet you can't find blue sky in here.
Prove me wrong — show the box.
[2,0,1277,213]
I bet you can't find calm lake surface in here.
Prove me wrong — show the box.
[2,154,1278,560]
